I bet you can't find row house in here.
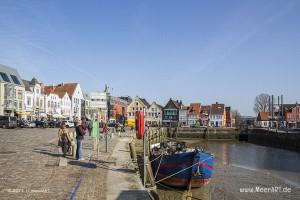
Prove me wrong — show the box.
[162,99,184,127]
[127,96,149,126]
[110,96,129,124]
[44,83,82,120]
[23,78,46,120]
[284,103,300,128]
[0,64,25,117]
[200,105,210,126]
[187,103,201,126]
[146,102,163,126]
[225,106,232,127]
[209,102,226,127]
[44,87,72,119]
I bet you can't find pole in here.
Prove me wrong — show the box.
[106,91,110,153]
[143,128,146,187]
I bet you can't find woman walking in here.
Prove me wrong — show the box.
[58,122,72,156]
[75,119,87,161]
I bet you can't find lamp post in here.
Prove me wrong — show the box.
[105,90,110,153]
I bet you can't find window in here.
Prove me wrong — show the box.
[0,72,11,82]
[10,75,21,85]
[27,97,31,106]
[18,101,22,110]
[17,90,23,100]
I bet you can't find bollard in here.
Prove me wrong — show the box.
[105,133,108,153]
[129,142,137,162]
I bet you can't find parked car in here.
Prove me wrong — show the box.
[18,119,28,128]
[48,120,58,128]
[0,115,17,129]
[28,121,36,128]
[35,120,48,128]
[62,120,74,128]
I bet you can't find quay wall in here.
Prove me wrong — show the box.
[246,128,300,152]
[166,127,239,140]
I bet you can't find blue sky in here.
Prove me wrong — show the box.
[0,0,299,116]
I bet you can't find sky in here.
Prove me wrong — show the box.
[0,0,300,116]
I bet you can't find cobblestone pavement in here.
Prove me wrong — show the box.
[0,128,119,200]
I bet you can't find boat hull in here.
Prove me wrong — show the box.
[152,150,214,188]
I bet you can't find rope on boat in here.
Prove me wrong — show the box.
[154,153,164,179]
[149,152,163,163]
[154,156,213,184]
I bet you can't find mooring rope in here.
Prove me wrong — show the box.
[154,156,213,184]
[154,153,164,179]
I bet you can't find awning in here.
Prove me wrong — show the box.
[52,114,64,118]
[16,111,31,116]
[40,113,47,117]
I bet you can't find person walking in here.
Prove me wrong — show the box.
[75,119,87,161]
[58,122,72,156]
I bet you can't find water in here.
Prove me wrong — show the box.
[156,140,300,200]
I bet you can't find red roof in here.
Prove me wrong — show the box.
[44,83,77,98]
[188,103,201,114]
[257,112,270,121]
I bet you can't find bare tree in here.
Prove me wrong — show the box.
[231,110,242,128]
[253,93,270,114]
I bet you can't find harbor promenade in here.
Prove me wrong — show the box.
[0,128,149,200]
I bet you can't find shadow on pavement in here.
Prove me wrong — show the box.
[33,149,61,157]
[68,161,97,169]
[116,190,150,200]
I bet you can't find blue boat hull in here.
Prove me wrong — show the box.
[152,151,214,188]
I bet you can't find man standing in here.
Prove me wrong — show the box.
[76,118,87,161]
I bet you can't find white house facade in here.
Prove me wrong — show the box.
[146,102,162,126]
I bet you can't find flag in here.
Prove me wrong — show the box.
[92,119,99,138]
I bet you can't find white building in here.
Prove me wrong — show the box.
[146,102,162,126]
[44,91,61,117]
[209,103,225,127]
[0,64,25,117]
[88,92,108,121]
[59,92,72,119]
[44,83,83,120]
[22,78,46,120]
[179,106,188,126]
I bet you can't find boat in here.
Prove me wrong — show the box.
[151,141,214,188]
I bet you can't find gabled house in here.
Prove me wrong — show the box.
[284,103,300,128]
[44,83,83,120]
[200,105,210,126]
[162,99,184,127]
[256,112,270,128]
[146,102,163,126]
[22,78,46,120]
[209,102,225,127]
[187,103,201,126]
[126,96,150,127]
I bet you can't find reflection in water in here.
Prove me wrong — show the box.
[189,141,300,186]
[157,141,300,200]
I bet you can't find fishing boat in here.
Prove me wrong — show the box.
[151,141,214,188]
